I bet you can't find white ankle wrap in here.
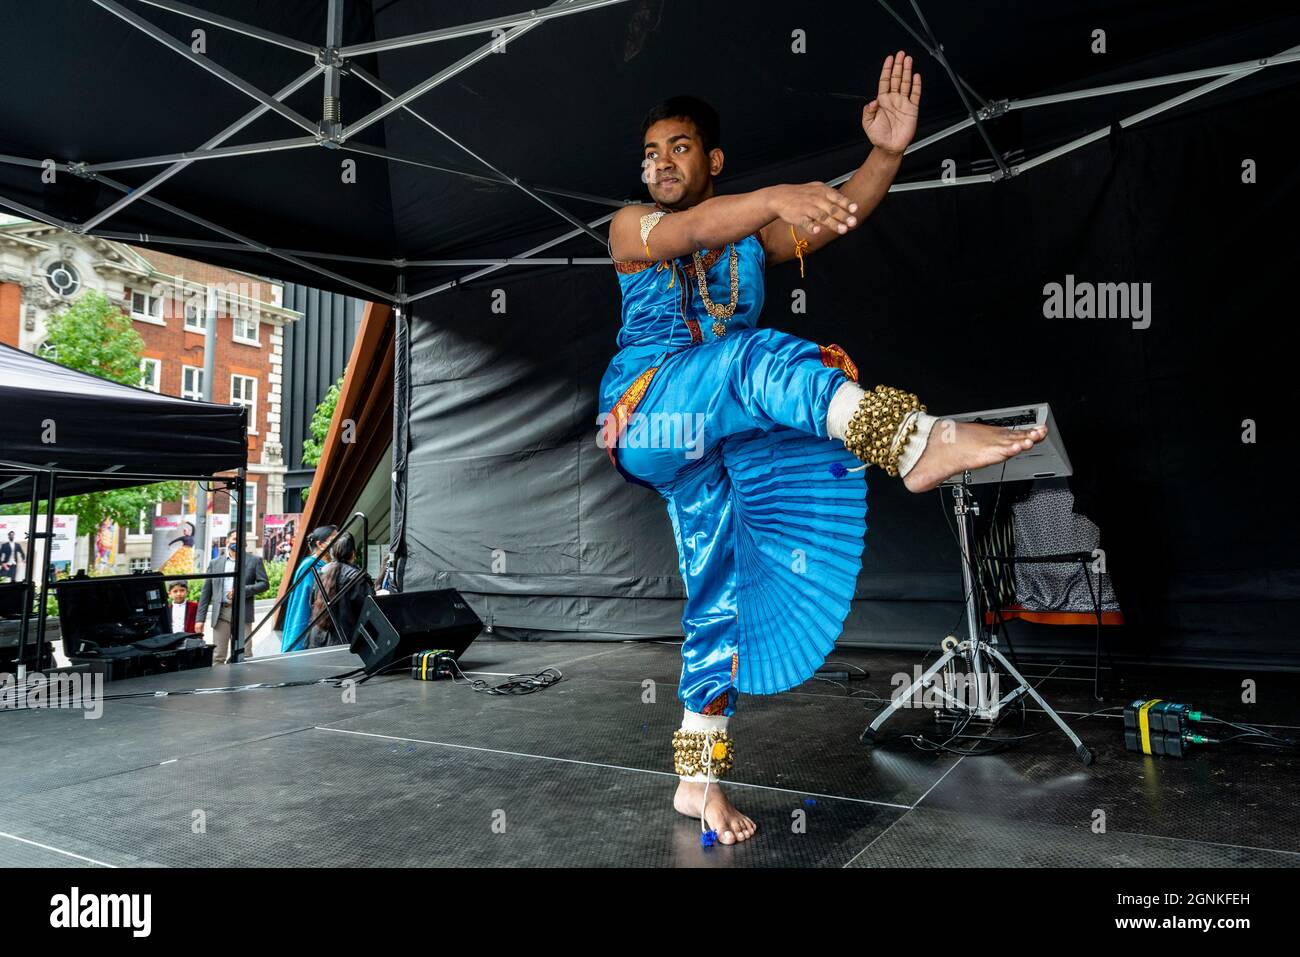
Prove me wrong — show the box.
[896,411,938,479]
[681,707,728,732]
[676,708,731,782]
[826,381,864,441]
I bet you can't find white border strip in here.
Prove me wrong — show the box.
[312,725,913,810]
[0,831,117,868]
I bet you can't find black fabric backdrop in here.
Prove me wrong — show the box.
[401,83,1300,670]
[2,1,1298,667]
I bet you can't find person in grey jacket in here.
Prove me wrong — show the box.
[197,538,269,663]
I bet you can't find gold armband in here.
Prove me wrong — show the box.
[640,209,668,258]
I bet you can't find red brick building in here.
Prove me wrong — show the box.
[0,217,301,566]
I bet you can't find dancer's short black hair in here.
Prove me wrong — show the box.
[641,95,720,155]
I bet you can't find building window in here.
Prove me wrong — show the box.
[129,557,151,572]
[232,312,260,345]
[37,340,57,360]
[231,374,257,432]
[140,357,161,393]
[184,289,208,333]
[229,482,257,539]
[181,365,204,400]
[45,260,80,297]
[130,291,163,324]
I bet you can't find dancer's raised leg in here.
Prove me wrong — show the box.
[825,380,1049,492]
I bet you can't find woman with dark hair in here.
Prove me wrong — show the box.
[308,531,372,648]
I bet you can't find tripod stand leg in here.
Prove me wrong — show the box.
[861,649,957,743]
[981,644,1094,766]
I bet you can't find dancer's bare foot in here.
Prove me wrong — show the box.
[903,421,1048,493]
[674,780,757,844]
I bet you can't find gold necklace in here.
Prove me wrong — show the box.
[654,202,741,338]
[693,244,739,338]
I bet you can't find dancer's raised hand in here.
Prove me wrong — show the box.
[766,182,859,235]
[863,50,921,156]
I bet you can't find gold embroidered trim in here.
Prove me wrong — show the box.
[818,343,860,383]
[702,691,730,716]
[601,365,659,466]
[679,246,725,279]
[613,258,656,274]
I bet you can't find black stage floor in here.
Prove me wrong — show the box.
[2,638,1298,868]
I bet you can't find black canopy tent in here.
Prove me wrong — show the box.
[1,0,1297,300]
[3,1,1299,669]
[0,343,247,502]
[0,342,248,668]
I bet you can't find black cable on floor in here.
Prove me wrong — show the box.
[447,659,562,695]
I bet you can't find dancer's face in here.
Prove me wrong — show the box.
[642,117,721,210]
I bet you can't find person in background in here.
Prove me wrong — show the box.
[308,532,373,649]
[281,524,336,653]
[168,580,198,634]
[197,538,269,664]
[375,550,396,595]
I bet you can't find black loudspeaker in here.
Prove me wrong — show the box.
[350,588,482,675]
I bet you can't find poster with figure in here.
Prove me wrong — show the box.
[152,515,197,575]
[262,514,300,564]
[0,515,77,581]
[94,518,118,573]
[205,513,231,563]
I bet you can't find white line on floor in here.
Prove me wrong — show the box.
[311,725,912,810]
[239,645,352,663]
[0,831,116,867]
[842,662,1067,867]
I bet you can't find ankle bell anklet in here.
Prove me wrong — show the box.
[672,728,735,779]
[843,384,927,477]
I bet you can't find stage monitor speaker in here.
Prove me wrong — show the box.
[350,588,482,676]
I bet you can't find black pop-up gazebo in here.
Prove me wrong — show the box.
[0,342,247,667]
[0,342,246,500]
[3,1,1299,669]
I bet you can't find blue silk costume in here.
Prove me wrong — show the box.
[280,555,323,653]
[598,211,868,718]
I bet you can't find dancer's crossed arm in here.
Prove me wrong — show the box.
[608,52,919,266]
[609,185,859,264]
[760,50,921,267]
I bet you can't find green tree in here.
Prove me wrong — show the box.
[0,290,182,536]
[299,375,344,503]
[301,375,344,467]
[42,289,146,384]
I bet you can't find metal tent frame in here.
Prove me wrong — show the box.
[1,0,1297,308]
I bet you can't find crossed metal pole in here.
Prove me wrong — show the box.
[1,0,628,302]
[0,0,1296,302]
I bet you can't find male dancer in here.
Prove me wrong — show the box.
[600,52,1047,844]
